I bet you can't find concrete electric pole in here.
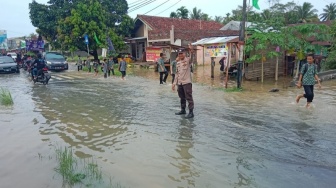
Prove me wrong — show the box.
[237,0,247,88]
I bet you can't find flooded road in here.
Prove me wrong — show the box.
[1,66,336,188]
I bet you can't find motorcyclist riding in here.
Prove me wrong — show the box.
[32,53,46,80]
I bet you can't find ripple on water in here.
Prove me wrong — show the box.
[4,71,335,188]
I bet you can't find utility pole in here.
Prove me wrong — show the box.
[237,0,247,88]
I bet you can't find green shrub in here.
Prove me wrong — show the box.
[322,50,336,71]
[0,88,14,106]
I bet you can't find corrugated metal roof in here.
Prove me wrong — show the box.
[191,36,239,45]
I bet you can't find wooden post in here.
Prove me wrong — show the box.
[203,45,205,66]
[275,56,279,81]
[225,43,231,88]
[261,54,264,83]
[211,57,215,79]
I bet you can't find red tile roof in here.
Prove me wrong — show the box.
[137,15,224,31]
[174,29,239,42]
[136,15,235,41]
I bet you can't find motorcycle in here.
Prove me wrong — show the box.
[33,67,51,85]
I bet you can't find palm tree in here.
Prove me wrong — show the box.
[320,3,336,21]
[295,2,318,23]
[223,13,231,24]
[214,16,223,23]
[201,13,212,21]
[170,12,178,18]
[190,7,202,20]
[261,9,273,21]
[176,6,189,19]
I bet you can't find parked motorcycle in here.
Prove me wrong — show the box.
[33,67,51,85]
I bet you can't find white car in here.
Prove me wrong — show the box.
[7,52,17,60]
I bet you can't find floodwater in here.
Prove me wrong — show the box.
[1,65,336,188]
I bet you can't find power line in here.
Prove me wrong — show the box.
[129,0,151,8]
[129,0,157,12]
[144,0,171,15]
[155,0,182,16]
[128,0,145,6]
[128,0,158,13]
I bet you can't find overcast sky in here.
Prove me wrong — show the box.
[0,0,330,38]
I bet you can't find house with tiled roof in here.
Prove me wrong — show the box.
[128,15,239,60]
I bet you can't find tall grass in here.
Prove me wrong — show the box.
[0,88,14,106]
[55,147,103,186]
[216,86,244,93]
[54,147,127,187]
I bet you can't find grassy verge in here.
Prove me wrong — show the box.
[55,147,126,188]
[67,56,104,62]
[217,86,243,93]
[0,88,14,106]
[81,64,134,76]
[55,147,102,186]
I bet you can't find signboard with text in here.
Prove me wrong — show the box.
[0,30,8,50]
[205,43,228,57]
[26,40,44,51]
[146,47,162,62]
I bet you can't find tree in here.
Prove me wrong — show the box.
[214,16,223,23]
[57,0,122,59]
[245,23,331,81]
[295,2,318,23]
[29,0,61,48]
[261,9,273,20]
[324,21,336,70]
[170,12,178,18]
[29,0,132,59]
[320,3,336,21]
[201,13,212,21]
[176,6,189,19]
[29,33,38,40]
[190,7,202,20]
[223,13,231,24]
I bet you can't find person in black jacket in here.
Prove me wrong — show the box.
[32,53,46,79]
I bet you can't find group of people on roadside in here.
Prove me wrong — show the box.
[76,55,127,80]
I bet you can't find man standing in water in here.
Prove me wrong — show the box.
[158,53,168,84]
[172,51,194,119]
[119,56,127,80]
[296,54,322,108]
[108,56,115,77]
[170,58,177,84]
[76,55,82,71]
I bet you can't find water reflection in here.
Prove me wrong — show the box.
[3,69,336,188]
[234,157,257,188]
[33,81,133,155]
[169,119,199,187]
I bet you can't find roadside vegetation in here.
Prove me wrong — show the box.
[55,147,127,188]
[215,86,243,93]
[0,88,14,106]
[323,21,336,70]
[81,64,134,77]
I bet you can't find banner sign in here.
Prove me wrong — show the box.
[26,40,44,51]
[0,30,8,50]
[205,43,228,57]
[84,34,89,45]
[20,40,26,49]
[146,47,162,62]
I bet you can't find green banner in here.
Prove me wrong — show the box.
[252,0,260,10]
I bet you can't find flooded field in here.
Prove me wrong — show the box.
[1,65,336,188]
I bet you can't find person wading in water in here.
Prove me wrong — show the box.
[172,51,194,119]
[158,53,168,85]
[296,54,322,108]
